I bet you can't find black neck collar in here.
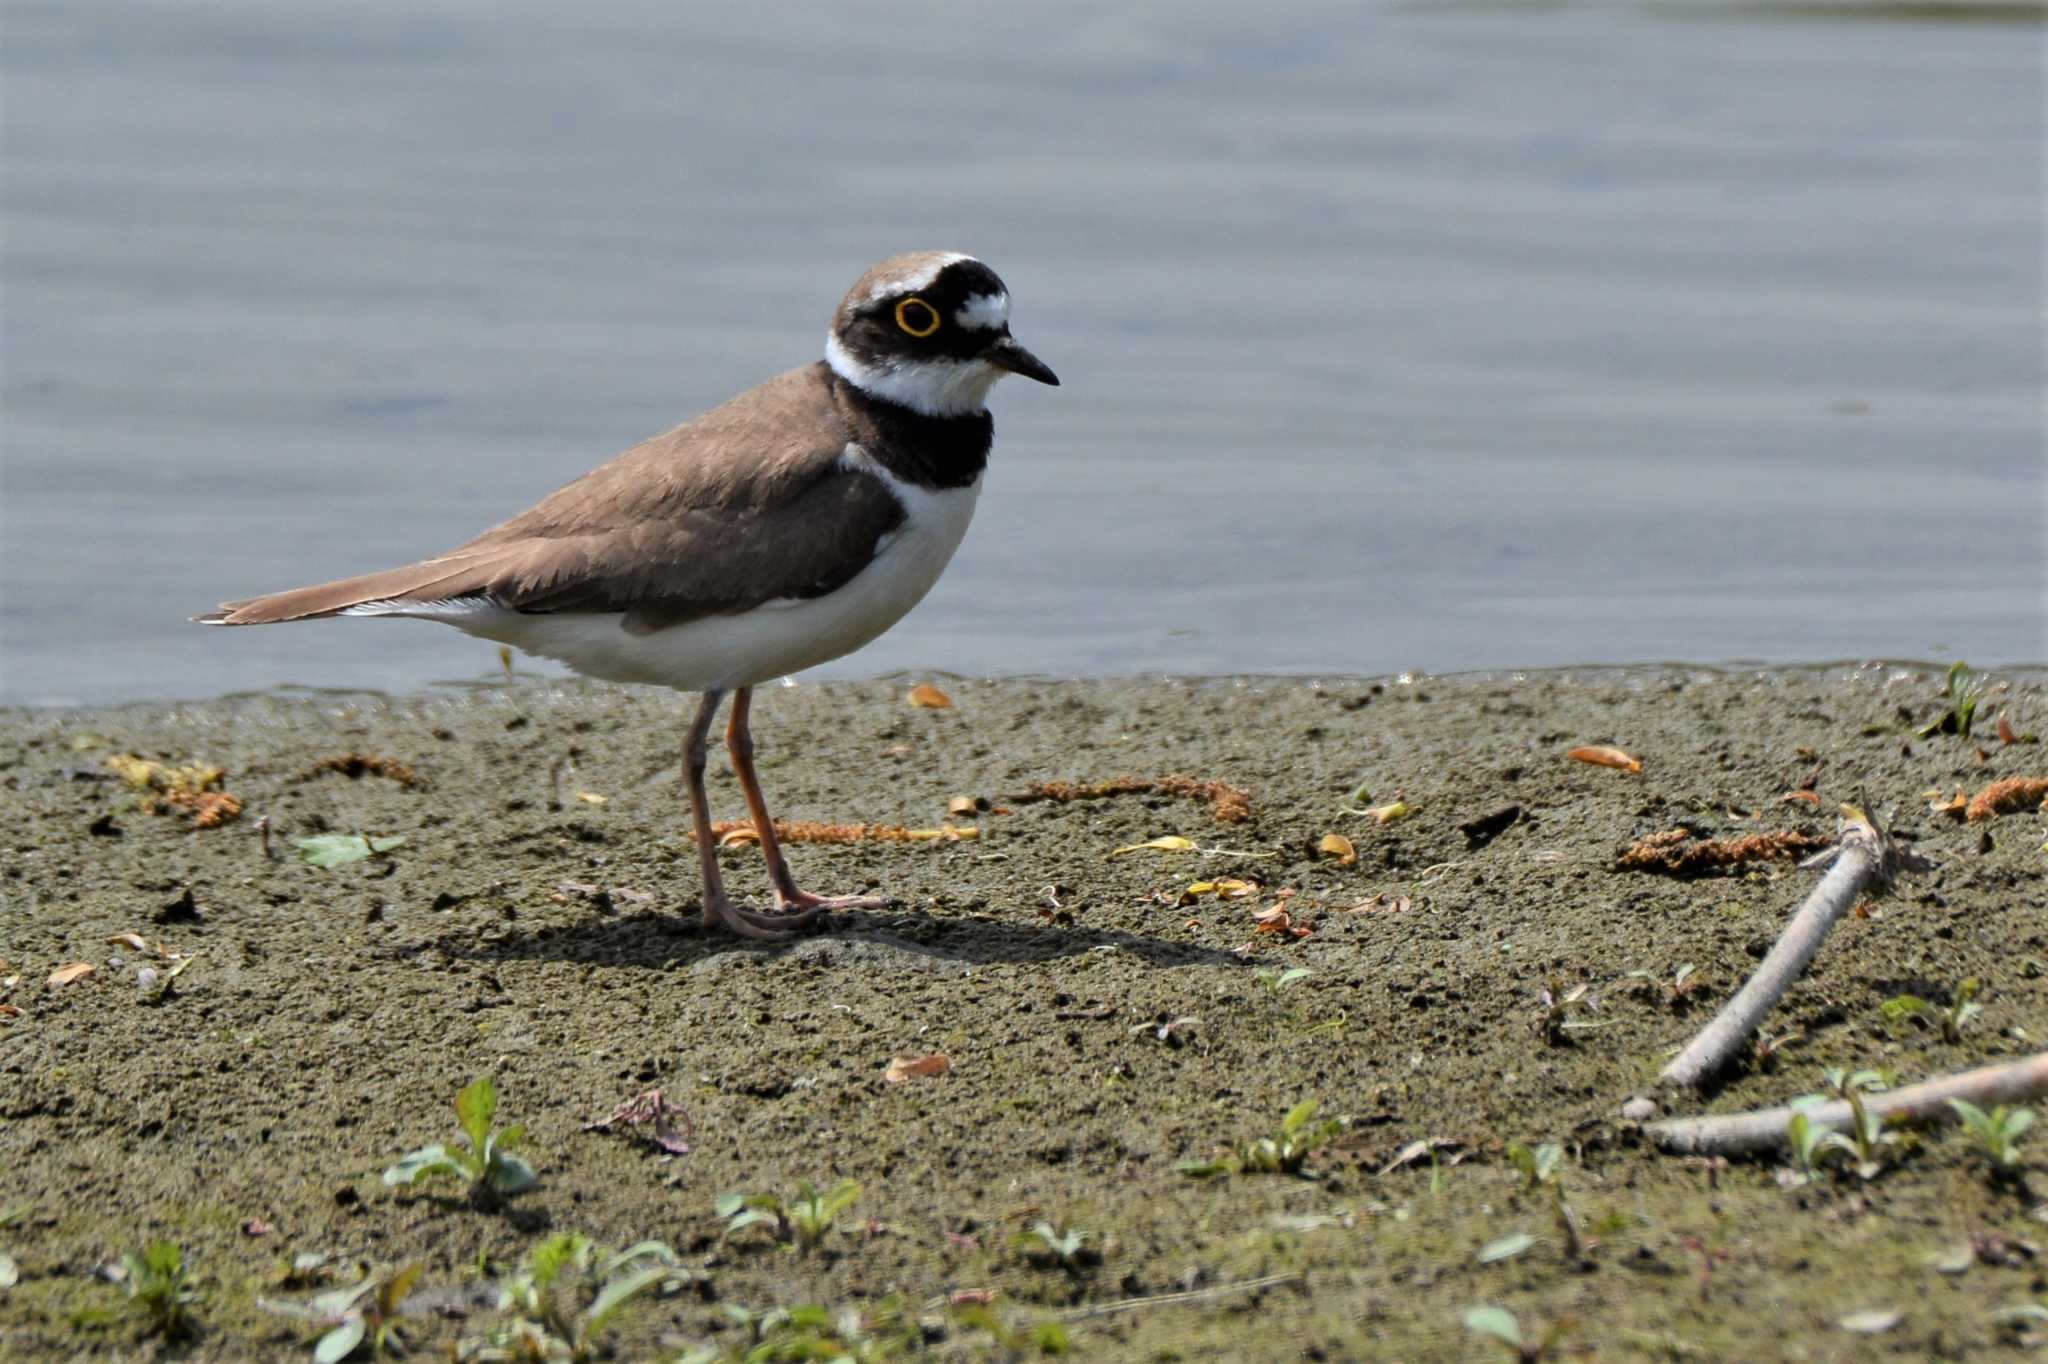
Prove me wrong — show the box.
[820,362,992,491]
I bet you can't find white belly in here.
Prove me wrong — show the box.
[397,475,981,692]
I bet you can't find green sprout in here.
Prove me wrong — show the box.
[1753,1030,1802,1073]
[677,1296,930,1364]
[263,1263,421,1362]
[716,1179,861,1254]
[1918,661,1986,739]
[1531,981,1597,1045]
[1949,1099,2034,1179]
[381,1077,537,1209]
[1506,1142,1564,1192]
[121,1240,199,1341]
[1253,966,1312,995]
[1819,1068,1899,1181]
[1505,1141,1591,1261]
[1880,979,1982,1044]
[1013,1221,1094,1275]
[1178,1099,1342,1179]
[459,1234,679,1363]
[1464,1304,1570,1361]
[1784,1108,1833,1185]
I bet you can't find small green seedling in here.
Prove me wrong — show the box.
[1820,1068,1899,1181]
[1880,979,1982,1044]
[122,1240,198,1341]
[1178,1099,1342,1179]
[262,1262,421,1362]
[461,1234,678,1363]
[382,1077,536,1209]
[1784,1108,1833,1185]
[1949,1099,2034,1179]
[1753,1030,1801,1073]
[951,1300,1072,1356]
[1504,1141,1591,1260]
[716,1179,861,1254]
[1532,981,1596,1044]
[676,1296,925,1364]
[1254,966,1312,995]
[1464,1304,1570,1361]
[1918,661,1985,739]
[1013,1221,1093,1275]
[1506,1142,1564,1192]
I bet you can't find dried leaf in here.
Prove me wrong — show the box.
[884,1053,951,1083]
[1998,713,2037,745]
[1928,788,1968,819]
[1110,836,1197,857]
[717,827,761,846]
[1568,744,1642,773]
[1361,798,1410,825]
[1316,833,1357,867]
[1839,1309,1900,1335]
[906,683,953,709]
[47,962,95,987]
[946,795,983,818]
[295,834,406,867]
[0,1004,23,1019]
[105,933,149,952]
[574,791,608,806]
[1778,790,1821,805]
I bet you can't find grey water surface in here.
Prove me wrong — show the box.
[3,0,2042,706]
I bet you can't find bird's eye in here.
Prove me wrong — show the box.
[894,297,941,337]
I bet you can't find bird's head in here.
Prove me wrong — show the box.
[825,252,1058,418]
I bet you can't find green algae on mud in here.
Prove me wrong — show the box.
[1,667,2045,1360]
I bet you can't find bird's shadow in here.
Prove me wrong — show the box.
[443,905,1250,972]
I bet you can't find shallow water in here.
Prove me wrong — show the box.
[3,0,2041,705]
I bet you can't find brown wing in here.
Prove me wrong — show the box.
[200,364,906,629]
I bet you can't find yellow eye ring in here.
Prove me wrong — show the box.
[894,297,941,337]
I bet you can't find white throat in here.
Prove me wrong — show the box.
[824,332,1006,418]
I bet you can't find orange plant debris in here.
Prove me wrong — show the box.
[1965,777,2048,822]
[292,752,422,788]
[1616,828,1831,876]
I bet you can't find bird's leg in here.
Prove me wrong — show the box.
[682,689,794,941]
[726,686,888,916]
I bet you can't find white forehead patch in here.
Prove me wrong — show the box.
[863,252,970,304]
[954,291,1009,332]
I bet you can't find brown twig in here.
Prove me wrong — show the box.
[1658,803,1930,1091]
[1004,774,1252,824]
[1649,1053,2048,1156]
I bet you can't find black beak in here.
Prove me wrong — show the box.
[984,333,1059,386]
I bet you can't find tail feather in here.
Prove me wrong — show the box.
[196,556,489,626]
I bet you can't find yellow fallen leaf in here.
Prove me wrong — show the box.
[907,683,953,709]
[1567,745,1642,773]
[1778,791,1820,805]
[946,795,984,818]
[885,1053,951,1083]
[1361,799,1410,825]
[106,933,149,952]
[717,827,762,846]
[575,791,608,805]
[1317,833,1358,866]
[48,962,96,987]
[1111,835,1198,857]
